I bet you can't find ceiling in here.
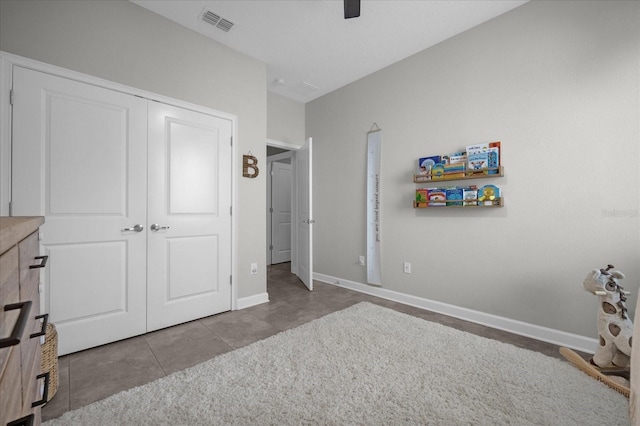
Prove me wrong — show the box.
[131,0,528,103]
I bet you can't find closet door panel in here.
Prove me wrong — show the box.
[12,67,148,355]
[147,102,232,331]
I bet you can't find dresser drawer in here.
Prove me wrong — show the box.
[0,246,21,378]
[0,217,45,426]
[22,343,43,419]
[0,345,23,426]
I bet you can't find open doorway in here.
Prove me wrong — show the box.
[267,146,293,266]
[267,138,313,291]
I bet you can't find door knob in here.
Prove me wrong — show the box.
[150,224,170,232]
[122,224,143,232]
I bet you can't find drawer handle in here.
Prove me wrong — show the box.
[6,414,34,426]
[31,371,50,407]
[0,301,32,348]
[30,313,49,339]
[29,255,48,269]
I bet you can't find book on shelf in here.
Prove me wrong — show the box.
[489,141,501,164]
[466,143,489,155]
[415,188,428,207]
[443,163,465,178]
[487,148,499,174]
[467,152,489,171]
[431,163,446,180]
[447,152,467,165]
[427,188,446,206]
[417,156,441,178]
[463,187,478,206]
[445,187,463,206]
[478,184,501,206]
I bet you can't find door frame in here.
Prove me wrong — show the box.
[0,51,239,310]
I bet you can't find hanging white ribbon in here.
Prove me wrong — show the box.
[366,125,382,285]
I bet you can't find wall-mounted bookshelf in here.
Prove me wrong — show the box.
[414,167,504,209]
[413,166,504,183]
[413,197,503,209]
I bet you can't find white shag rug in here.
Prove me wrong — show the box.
[45,302,629,425]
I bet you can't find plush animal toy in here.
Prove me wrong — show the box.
[583,265,633,368]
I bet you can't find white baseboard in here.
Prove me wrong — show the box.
[237,292,269,310]
[314,273,597,354]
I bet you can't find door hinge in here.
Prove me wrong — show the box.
[230,136,233,146]
[269,207,273,213]
[230,206,232,216]
[8,201,12,216]
[9,89,14,106]
[230,275,233,285]
[269,244,273,251]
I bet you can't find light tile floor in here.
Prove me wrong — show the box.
[42,263,581,421]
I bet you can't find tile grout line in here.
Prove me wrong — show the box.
[144,337,169,377]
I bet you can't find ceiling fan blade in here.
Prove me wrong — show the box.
[344,0,360,19]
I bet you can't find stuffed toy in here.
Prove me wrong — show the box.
[583,264,633,368]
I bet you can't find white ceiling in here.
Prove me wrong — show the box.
[132,0,528,103]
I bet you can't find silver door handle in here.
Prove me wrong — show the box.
[122,224,143,232]
[150,224,170,232]
[303,219,316,224]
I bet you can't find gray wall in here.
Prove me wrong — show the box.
[0,0,268,299]
[307,0,640,338]
[267,92,305,144]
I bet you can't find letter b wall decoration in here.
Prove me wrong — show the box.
[243,154,259,178]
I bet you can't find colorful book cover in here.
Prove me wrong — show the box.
[466,143,489,155]
[415,188,428,207]
[478,185,501,205]
[463,187,478,206]
[486,147,499,174]
[444,163,465,178]
[418,156,441,176]
[489,141,501,165]
[448,151,467,165]
[431,163,446,180]
[427,188,446,206]
[445,187,463,206]
[467,152,489,171]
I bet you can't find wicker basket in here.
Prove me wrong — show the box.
[41,322,59,401]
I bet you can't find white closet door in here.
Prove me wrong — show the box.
[11,67,148,355]
[146,102,232,331]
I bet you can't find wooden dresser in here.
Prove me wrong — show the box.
[1,217,47,426]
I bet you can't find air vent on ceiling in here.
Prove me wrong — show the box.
[202,10,221,26]
[216,18,234,32]
[201,9,234,32]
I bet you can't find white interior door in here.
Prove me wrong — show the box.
[271,161,292,264]
[146,102,232,331]
[11,66,148,354]
[296,138,313,290]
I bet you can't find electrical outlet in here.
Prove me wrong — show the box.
[403,262,411,274]
[359,255,365,266]
[250,263,258,275]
